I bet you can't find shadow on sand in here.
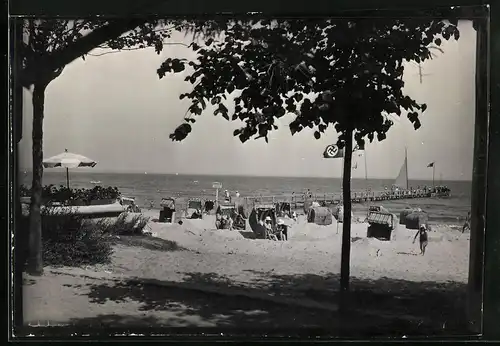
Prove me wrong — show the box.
[111,235,186,252]
[239,231,256,239]
[81,277,337,332]
[61,270,470,337]
[181,271,469,336]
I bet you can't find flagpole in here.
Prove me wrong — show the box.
[340,155,344,195]
[433,164,435,188]
[364,146,368,190]
[405,146,409,190]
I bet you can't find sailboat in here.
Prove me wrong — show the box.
[393,148,409,191]
[393,148,451,198]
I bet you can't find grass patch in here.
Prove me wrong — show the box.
[20,210,151,268]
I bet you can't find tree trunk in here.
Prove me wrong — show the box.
[26,82,47,276]
[339,129,354,314]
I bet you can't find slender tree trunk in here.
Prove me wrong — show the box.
[26,82,48,276]
[339,129,354,314]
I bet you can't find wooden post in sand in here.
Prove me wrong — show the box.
[213,182,222,211]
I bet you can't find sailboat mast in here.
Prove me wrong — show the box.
[405,147,409,190]
[364,146,368,190]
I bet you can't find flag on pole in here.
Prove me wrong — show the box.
[323,144,344,159]
[427,162,435,168]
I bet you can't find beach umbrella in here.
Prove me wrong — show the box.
[43,149,97,189]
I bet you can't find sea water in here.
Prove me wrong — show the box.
[20,171,471,225]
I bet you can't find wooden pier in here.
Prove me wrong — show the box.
[239,189,450,209]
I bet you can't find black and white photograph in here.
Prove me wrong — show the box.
[13,11,487,337]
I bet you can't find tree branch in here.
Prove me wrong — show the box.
[88,42,190,56]
[20,19,147,88]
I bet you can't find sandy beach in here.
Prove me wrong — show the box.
[23,209,470,334]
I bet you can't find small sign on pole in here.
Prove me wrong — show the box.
[213,182,222,210]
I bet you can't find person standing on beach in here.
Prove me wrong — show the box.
[462,211,471,233]
[413,225,429,255]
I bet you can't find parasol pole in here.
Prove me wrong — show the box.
[64,149,70,189]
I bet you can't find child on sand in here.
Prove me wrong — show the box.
[413,224,429,255]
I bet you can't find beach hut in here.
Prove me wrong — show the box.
[307,206,333,225]
[399,207,416,225]
[405,210,429,230]
[216,203,246,230]
[159,197,176,223]
[276,202,292,218]
[186,198,203,219]
[249,204,277,239]
[366,211,397,240]
[118,196,141,213]
[204,200,215,213]
[369,205,389,213]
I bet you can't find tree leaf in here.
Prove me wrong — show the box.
[413,119,422,130]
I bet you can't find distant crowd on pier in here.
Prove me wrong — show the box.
[295,185,451,204]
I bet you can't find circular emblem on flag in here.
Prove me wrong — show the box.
[325,145,338,158]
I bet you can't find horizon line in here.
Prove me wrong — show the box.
[22,170,473,182]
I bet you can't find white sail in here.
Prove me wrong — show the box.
[394,149,408,189]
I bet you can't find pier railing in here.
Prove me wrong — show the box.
[240,189,437,207]
[147,188,448,211]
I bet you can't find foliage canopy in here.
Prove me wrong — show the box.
[158,18,459,149]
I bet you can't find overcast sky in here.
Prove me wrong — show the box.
[19,20,476,180]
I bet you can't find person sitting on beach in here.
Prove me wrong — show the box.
[276,218,288,241]
[215,212,222,229]
[222,214,233,231]
[264,216,273,236]
[413,224,429,256]
[462,211,471,233]
[191,208,201,219]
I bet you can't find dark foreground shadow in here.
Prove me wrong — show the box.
[78,278,340,333]
[43,269,472,337]
[178,271,470,337]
